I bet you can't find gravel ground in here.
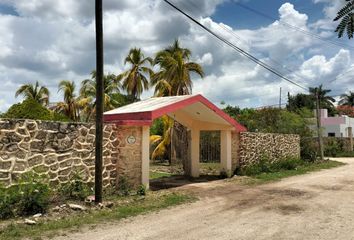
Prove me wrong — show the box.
[53,158,354,240]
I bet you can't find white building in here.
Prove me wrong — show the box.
[316,109,354,137]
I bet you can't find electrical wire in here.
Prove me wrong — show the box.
[163,0,309,91]
[234,2,354,51]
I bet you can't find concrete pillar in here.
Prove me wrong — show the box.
[220,130,232,177]
[349,127,353,152]
[141,126,150,188]
[190,128,200,178]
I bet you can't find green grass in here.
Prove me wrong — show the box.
[0,192,195,240]
[150,171,173,179]
[245,160,345,185]
[334,152,354,157]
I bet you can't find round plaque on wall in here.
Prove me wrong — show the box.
[126,135,136,144]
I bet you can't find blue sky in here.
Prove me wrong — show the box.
[0,0,352,111]
[213,0,325,29]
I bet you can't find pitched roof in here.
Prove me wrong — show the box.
[104,94,246,132]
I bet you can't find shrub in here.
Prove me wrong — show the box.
[0,172,50,219]
[2,98,71,122]
[240,156,305,176]
[0,187,15,219]
[3,99,53,120]
[58,172,92,201]
[117,176,131,196]
[300,138,318,162]
[137,185,146,196]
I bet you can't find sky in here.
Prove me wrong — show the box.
[0,0,353,112]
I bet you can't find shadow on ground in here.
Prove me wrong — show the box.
[149,175,223,191]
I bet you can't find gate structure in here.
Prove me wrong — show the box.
[103,94,246,188]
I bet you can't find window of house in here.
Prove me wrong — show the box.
[328,133,335,137]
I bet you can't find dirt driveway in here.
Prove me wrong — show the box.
[55,158,354,240]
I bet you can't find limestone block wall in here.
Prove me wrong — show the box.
[231,131,240,171]
[0,119,120,187]
[232,132,300,169]
[115,126,142,188]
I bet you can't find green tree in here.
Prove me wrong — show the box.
[118,48,152,100]
[79,71,121,121]
[150,115,174,160]
[15,81,50,106]
[3,98,69,121]
[334,0,354,39]
[55,80,81,121]
[151,39,204,96]
[309,84,336,115]
[339,91,354,106]
[287,93,315,112]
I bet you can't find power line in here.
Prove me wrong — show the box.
[163,0,309,91]
[235,2,354,51]
[180,0,308,82]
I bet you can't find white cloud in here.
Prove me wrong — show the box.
[0,1,352,112]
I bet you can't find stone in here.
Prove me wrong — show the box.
[0,161,12,170]
[24,219,36,225]
[45,155,57,165]
[13,161,27,172]
[52,206,61,212]
[6,144,18,152]
[104,201,114,208]
[33,213,42,218]
[28,155,44,167]
[68,204,87,211]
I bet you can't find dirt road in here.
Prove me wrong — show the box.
[55,158,354,240]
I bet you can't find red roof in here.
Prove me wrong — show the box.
[104,94,246,132]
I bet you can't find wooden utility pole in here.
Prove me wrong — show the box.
[315,89,324,160]
[279,87,282,109]
[95,0,104,203]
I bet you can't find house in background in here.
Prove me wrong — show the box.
[315,109,354,137]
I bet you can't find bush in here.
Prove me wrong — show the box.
[0,172,50,219]
[137,185,146,196]
[2,98,70,122]
[300,138,318,162]
[117,176,131,196]
[240,156,305,176]
[58,172,92,201]
[324,139,341,157]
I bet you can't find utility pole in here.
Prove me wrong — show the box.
[315,88,324,160]
[279,87,282,109]
[95,0,104,203]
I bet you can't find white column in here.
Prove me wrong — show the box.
[190,127,200,178]
[220,130,232,177]
[141,126,150,188]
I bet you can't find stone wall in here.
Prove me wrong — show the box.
[233,132,300,168]
[115,126,142,188]
[0,119,122,187]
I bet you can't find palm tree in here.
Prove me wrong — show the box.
[79,71,121,121]
[15,81,49,106]
[55,80,80,121]
[118,48,152,100]
[150,115,174,160]
[150,40,204,162]
[339,91,354,106]
[334,0,354,39]
[309,84,336,108]
[151,39,204,96]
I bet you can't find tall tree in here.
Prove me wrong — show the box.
[55,80,80,121]
[118,48,152,100]
[15,81,50,106]
[79,71,121,121]
[309,84,336,110]
[339,91,354,106]
[151,39,204,96]
[334,0,354,39]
